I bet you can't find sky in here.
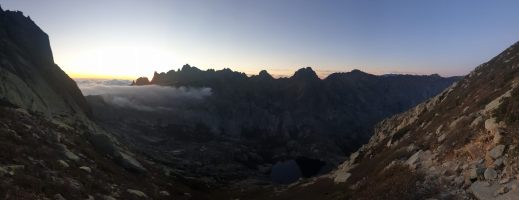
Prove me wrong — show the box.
[1,0,519,79]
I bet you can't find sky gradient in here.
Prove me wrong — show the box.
[1,0,519,79]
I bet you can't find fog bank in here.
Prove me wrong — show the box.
[76,79,212,111]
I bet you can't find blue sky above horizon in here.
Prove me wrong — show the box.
[1,0,519,79]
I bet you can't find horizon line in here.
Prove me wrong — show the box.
[68,66,464,80]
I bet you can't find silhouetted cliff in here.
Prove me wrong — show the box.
[0,7,90,118]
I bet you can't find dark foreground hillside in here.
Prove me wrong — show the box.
[0,106,216,199]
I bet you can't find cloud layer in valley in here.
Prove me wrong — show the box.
[75,79,212,111]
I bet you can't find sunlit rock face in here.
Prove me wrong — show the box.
[0,7,90,119]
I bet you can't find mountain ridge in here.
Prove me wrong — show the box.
[83,63,462,185]
[132,64,458,86]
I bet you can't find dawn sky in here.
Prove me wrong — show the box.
[1,0,519,79]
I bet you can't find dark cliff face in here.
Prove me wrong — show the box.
[0,8,90,118]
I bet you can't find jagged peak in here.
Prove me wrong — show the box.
[180,64,201,72]
[325,69,375,81]
[292,67,319,81]
[429,73,441,78]
[349,69,370,75]
[221,68,233,73]
[133,77,150,85]
[257,70,274,79]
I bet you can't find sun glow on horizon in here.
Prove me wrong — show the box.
[2,0,519,80]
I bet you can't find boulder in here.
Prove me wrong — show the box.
[57,160,69,168]
[485,118,499,133]
[89,133,118,157]
[0,167,8,177]
[79,166,92,173]
[349,151,360,163]
[89,133,147,173]
[57,144,80,161]
[333,171,351,183]
[0,165,25,176]
[159,191,170,196]
[126,189,148,198]
[405,150,433,169]
[115,152,147,173]
[438,133,447,143]
[484,168,497,180]
[406,150,423,168]
[470,166,485,180]
[488,145,506,159]
[470,180,519,200]
[64,177,83,192]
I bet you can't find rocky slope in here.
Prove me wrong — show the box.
[260,41,519,199]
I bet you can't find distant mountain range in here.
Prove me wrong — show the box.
[132,64,460,154]
[85,64,460,183]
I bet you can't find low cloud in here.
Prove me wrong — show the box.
[76,79,212,111]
